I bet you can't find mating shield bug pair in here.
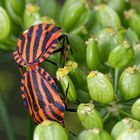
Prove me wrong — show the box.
[13,23,70,125]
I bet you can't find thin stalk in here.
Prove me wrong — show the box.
[103,112,110,123]
[28,117,34,140]
[119,110,134,118]
[0,94,15,140]
[114,68,120,97]
[116,114,122,121]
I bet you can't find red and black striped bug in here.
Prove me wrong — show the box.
[13,23,69,125]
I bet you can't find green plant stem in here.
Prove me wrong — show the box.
[114,68,120,97]
[103,112,110,123]
[119,109,134,118]
[28,117,34,140]
[0,94,15,140]
[116,114,122,121]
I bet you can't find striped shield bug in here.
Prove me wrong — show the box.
[13,23,70,125]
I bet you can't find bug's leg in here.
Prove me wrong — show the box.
[65,83,69,106]
[61,35,70,66]
[44,59,59,68]
[65,108,77,112]
[65,127,77,137]
[52,46,64,54]
[44,35,70,68]
[64,83,77,112]
[53,34,70,67]
[52,35,66,54]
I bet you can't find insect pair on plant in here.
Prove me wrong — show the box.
[13,23,72,126]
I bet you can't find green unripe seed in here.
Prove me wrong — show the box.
[24,3,41,28]
[96,27,123,63]
[65,61,88,91]
[87,71,114,104]
[95,4,121,30]
[124,28,139,47]
[60,0,91,32]
[4,0,22,25]
[68,33,86,64]
[133,44,140,67]
[9,0,25,17]
[108,41,134,69]
[86,38,100,70]
[107,0,126,14]
[119,66,140,100]
[77,128,113,140]
[37,0,58,18]
[77,103,103,129]
[125,9,140,37]
[34,121,68,140]
[56,68,77,103]
[0,7,10,40]
[116,128,140,140]
[131,99,140,121]
[111,117,140,139]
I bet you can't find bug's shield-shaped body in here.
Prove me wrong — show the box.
[13,24,65,125]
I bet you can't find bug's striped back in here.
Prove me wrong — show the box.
[15,23,62,66]
[21,66,65,124]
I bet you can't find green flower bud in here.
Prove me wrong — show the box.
[0,7,10,40]
[77,128,113,140]
[108,41,134,69]
[68,33,86,64]
[131,99,140,121]
[119,66,140,100]
[86,38,101,70]
[34,121,68,140]
[95,4,121,30]
[56,68,77,103]
[111,117,140,139]
[96,27,123,63]
[24,3,41,28]
[87,71,114,104]
[77,103,103,129]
